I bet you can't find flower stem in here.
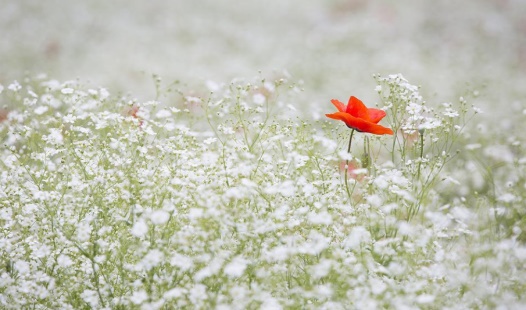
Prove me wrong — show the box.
[345,129,355,199]
[417,130,424,179]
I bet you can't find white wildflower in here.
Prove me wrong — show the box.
[8,80,21,92]
[80,289,99,308]
[370,278,387,295]
[164,288,185,300]
[203,137,217,145]
[307,211,332,225]
[63,114,77,124]
[130,290,148,305]
[344,226,371,249]
[14,260,30,275]
[416,294,435,304]
[131,220,148,237]
[224,256,248,278]
[397,221,414,236]
[34,106,49,115]
[43,128,64,145]
[253,93,266,105]
[170,253,194,271]
[61,87,74,94]
[150,209,170,225]
[311,260,332,279]
[264,81,275,93]
[465,143,481,150]
[140,249,164,271]
[443,107,459,118]
[497,193,517,203]
[264,180,296,197]
[195,258,224,281]
[76,221,92,242]
[155,109,171,118]
[418,117,442,130]
[99,88,110,99]
[189,284,207,305]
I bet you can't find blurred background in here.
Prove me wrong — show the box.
[1,0,525,118]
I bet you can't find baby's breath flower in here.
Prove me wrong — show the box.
[8,80,21,92]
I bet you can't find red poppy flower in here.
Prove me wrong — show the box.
[326,96,393,135]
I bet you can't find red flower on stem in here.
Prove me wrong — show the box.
[326,95,393,199]
[326,96,393,135]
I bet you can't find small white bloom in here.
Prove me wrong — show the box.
[443,107,459,118]
[140,249,164,271]
[366,194,383,208]
[99,88,110,100]
[131,220,148,237]
[155,109,171,118]
[61,88,74,94]
[253,93,266,105]
[374,176,389,189]
[185,96,202,103]
[370,278,387,295]
[57,254,73,268]
[8,80,21,92]
[264,81,275,93]
[223,256,247,278]
[130,290,148,305]
[189,284,207,304]
[76,221,92,242]
[80,289,99,308]
[308,211,332,225]
[344,226,371,249]
[397,221,413,236]
[311,260,332,279]
[473,106,483,113]
[203,137,217,145]
[150,210,169,225]
[44,128,64,145]
[338,150,353,161]
[34,106,49,115]
[465,143,481,150]
[14,260,30,275]
[164,288,185,300]
[63,114,77,124]
[416,294,435,304]
[497,193,517,203]
[170,253,194,271]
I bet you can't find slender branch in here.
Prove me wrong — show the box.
[417,130,424,179]
[344,129,355,199]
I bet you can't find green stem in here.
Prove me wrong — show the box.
[344,129,355,199]
[417,130,424,179]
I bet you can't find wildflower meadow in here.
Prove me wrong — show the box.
[0,72,524,309]
[1,1,526,309]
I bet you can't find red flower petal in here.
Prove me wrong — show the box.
[326,112,394,135]
[346,96,370,121]
[330,99,346,112]
[367,108,386,124]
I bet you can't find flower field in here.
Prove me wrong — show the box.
[1,1,526,309]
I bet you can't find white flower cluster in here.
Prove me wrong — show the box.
[0,75,524,309]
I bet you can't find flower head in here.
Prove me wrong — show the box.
[326,96,393,135]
